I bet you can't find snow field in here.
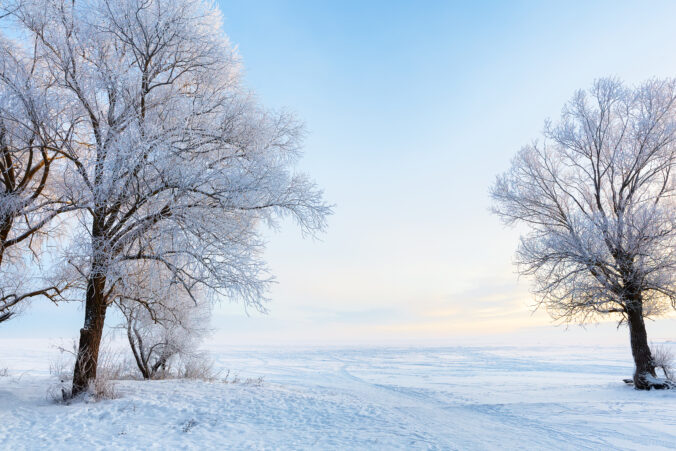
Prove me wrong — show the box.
[1,344,675,450]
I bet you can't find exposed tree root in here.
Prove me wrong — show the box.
[623,377,674,390]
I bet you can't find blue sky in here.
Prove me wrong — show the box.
[4,0,676,345]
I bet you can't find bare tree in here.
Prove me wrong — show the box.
[492,78,676,390]
[0,30,72,323]
[114,262,211,380]
[7,0,330,396]
[120,304,210,380]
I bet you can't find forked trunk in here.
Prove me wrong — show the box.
[626,305,657,390]
[127,321,151,380]
[71,272,108,397]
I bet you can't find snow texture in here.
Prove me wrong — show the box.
[1,343,675,450]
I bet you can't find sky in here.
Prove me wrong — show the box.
[3,0,676,346]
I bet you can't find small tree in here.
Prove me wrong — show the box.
[115,263,211,379]
[120,304,209,380]
[492,78,676,389]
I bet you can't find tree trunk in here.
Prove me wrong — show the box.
[127,321,150,379]
[0,216,13,267]
[72,206,110,397]
[626,305,657,390]
[71,272,108,397]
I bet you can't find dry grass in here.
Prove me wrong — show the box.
[48,340,125,403]
[46,339,259,403]
[220,369,264,386]
[177,353,219,381]
[87,374,119,401]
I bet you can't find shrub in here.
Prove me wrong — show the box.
[652,344,674,381]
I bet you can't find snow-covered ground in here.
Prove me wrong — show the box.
[1,343,675,450]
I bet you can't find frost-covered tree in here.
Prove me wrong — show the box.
[115,265,211,380]
[492,78,676,389]
[6,0,330,396]
[120,301,209,380]
[0,32,72,324]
